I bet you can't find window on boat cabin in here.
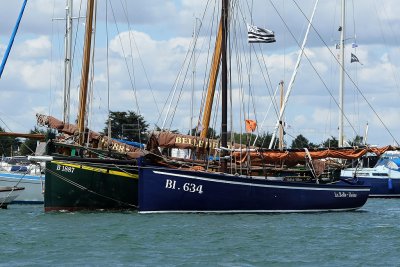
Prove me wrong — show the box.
[354,172,370,176]
[386,161,400,170]
[372,173,388,177]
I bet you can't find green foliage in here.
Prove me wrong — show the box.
[228,132,272,149]
[103,111,149,143]
[291,134,310,149]
[322,136,339,148]
[255,132,273,148]
[155,125,179,134]
[19,127,47,156]
[188,127,219,139]
[290,134,319,149]
[348,135,365,146]
[187,128,272,148]
[0,126,18,157]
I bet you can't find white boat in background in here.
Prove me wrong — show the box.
[0,1,44,205]
[0,157,44,204]
[341,151,400,198]
[0,186,25,209]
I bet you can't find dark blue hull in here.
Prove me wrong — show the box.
[342,176,400,198]
[139,166,370,213]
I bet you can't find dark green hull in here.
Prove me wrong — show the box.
[44,160,138,212]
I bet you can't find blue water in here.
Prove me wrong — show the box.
[1,199,399,266]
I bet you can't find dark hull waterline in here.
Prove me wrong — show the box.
[138,166,370,214]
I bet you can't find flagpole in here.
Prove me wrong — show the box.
[338,0,345,147]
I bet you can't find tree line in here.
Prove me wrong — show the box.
[0,111,366,156]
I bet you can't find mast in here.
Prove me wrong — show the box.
[190,17,201,136]
[0,0,28,79]
[200,21,223,138]
[278,81,284,150]
[63,0,73,124]
[220,0,228,172]
[77,0,95,145]
[338,0,345,147]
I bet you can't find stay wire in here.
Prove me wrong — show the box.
[373,1,400,96]
[108,1,141,116]
[194,0,217,135]
[119,0,161,117]
[45,167,137,208]
[155,0,212,131]
[272,0,356,135]
[120,0,156,119]
[235,1,280,122]
[290,0,398,145]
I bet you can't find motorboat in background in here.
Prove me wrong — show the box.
[0,156,44,204]
[341,151,400,198]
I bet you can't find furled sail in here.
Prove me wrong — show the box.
[36,113,145,157]
[233,146,397,166]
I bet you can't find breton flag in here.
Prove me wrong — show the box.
[247,24,276,43]
[350,53,362,64]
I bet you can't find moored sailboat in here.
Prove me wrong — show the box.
[137,0,371,214]
[341,150,400,198]
[333,0,400,197]
[34,114,143,211]
[32,0,145,211]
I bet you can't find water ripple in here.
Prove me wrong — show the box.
[1,200,400,266]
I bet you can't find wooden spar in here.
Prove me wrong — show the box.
[0,132,45,140]
[220,0,228,172]
[200,20,223,139]
[77,0,95,145]
[279,81,284,151]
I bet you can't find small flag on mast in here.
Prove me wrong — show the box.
[350,53,362,64]
[245,119,257,133]
[247,24,276,43]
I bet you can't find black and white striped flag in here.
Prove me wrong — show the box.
[247,24,276,43]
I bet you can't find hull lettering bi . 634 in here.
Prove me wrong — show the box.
[165,179,203,194]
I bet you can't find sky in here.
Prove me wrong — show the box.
[0,0,400,148]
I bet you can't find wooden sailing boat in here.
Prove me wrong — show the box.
[137,0,373,213]
[32,0,144,211]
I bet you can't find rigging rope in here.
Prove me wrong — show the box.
[120,0,161,117]
[108,1,141,116]
[45,167,137,208]
[290,0,399,146]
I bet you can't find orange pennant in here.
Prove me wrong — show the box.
[245,119,257,133]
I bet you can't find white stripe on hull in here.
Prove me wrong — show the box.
[153,170,370,192]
